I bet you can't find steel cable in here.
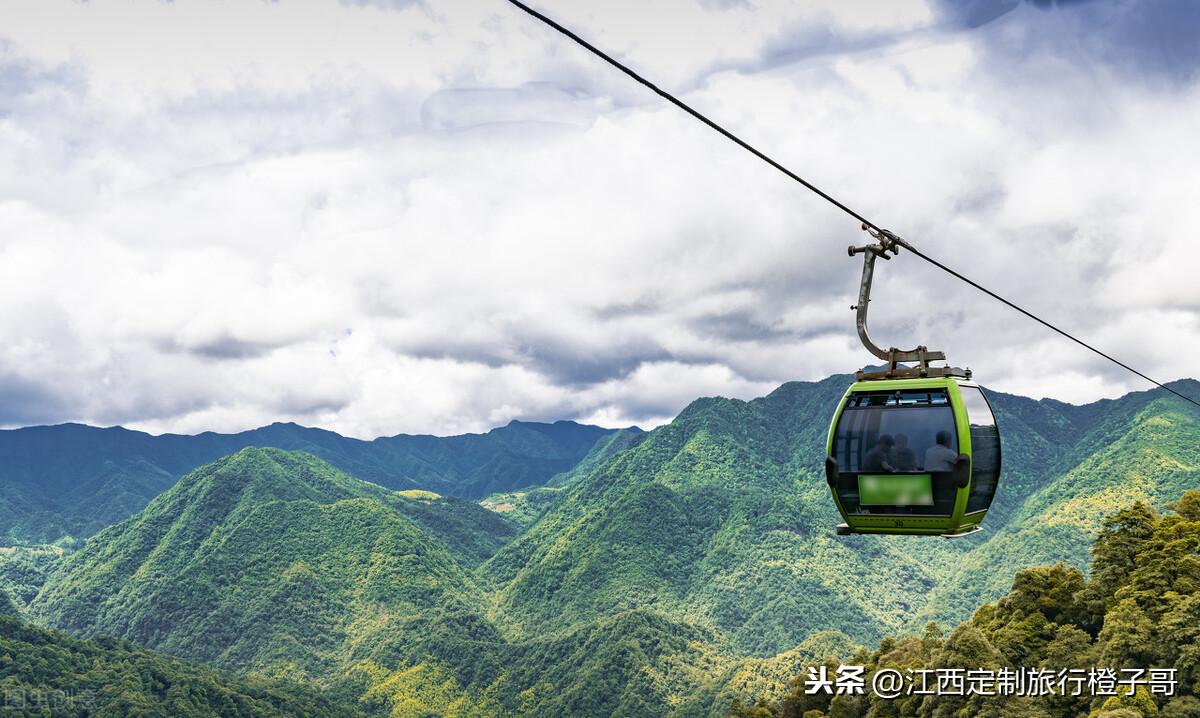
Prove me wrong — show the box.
[504,0,1200,410]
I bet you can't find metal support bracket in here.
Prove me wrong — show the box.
[849,225,969,382]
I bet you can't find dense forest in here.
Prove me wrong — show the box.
[731,492,1200,718]
[0,598,361,717]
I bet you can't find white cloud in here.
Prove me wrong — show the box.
[0,0,1196,437]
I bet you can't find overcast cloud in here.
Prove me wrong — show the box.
[0,0,1197,438]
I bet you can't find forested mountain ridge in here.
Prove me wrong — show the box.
[25,448,785,716]
[481,375,1200,655]
[29,447,506,667]
[483,375,938,654]
[0,418,623,543]
[12,376,1200,716]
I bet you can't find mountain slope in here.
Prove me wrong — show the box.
[0,419,620,543]
[30,448,500,683]
[484,376,955,655]
[26,448,754,718]
[0,607,361,717]
[0,544,64,610]
[483,376,1200,658]
[20,377,1200,717]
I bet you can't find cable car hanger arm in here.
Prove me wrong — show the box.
[850,226,968,382]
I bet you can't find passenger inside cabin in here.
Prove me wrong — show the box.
[923,430,959,472]
[862,434,896,472]
[890,433,917,471]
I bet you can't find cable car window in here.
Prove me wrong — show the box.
[833,390,958,474]
[846,391,950,408]
[959,385,1001,513]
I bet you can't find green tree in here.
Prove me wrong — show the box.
[730,698,776,718]
[1090,685,1159,717]
[1099,599,1158,667]
[1084,503,1158,619]
[1162,696,1200,718]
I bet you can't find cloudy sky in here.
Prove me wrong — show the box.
[1,0,1197,438]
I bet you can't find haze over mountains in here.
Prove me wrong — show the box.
[5,374,1200,716]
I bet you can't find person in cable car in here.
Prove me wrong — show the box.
[923,431,958,472]
[863,434,896,472]
[891,434,917,471]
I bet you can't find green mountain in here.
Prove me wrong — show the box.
[30,448,508,681]
[0,602,361,717]
[480,486,565,529]
[483,375,1200,656]
[0,543,66,610]
[0,419,624,543]
[21,376,1200,717]
[484,376,946,654]
[476,427,648,530]
[28,448,752,717]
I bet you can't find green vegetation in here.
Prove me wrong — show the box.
[679,632,861,718]
[0,419,619,543]
[367,419,627,498]
[396,488,442,501]
[0,607,361,716]
[480,487,564,528]
[732,492,1200,718]
[545,426,648,487]
[28,448,745,717]
[14,377,1200,717]
[1,588,16,617]
[30,448,498,680]
[483,377,968,653]
[0,543,68,611]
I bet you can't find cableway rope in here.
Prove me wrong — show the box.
[504,0,1200,411]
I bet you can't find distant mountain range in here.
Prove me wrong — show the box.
[0,418,627,543]
[8,375,1200,716]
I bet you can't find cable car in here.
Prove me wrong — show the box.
[825,376,1001,537]
[825,227,1001,537]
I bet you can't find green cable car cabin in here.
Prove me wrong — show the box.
[825,225,1003,536]
[824,376,1000,537]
